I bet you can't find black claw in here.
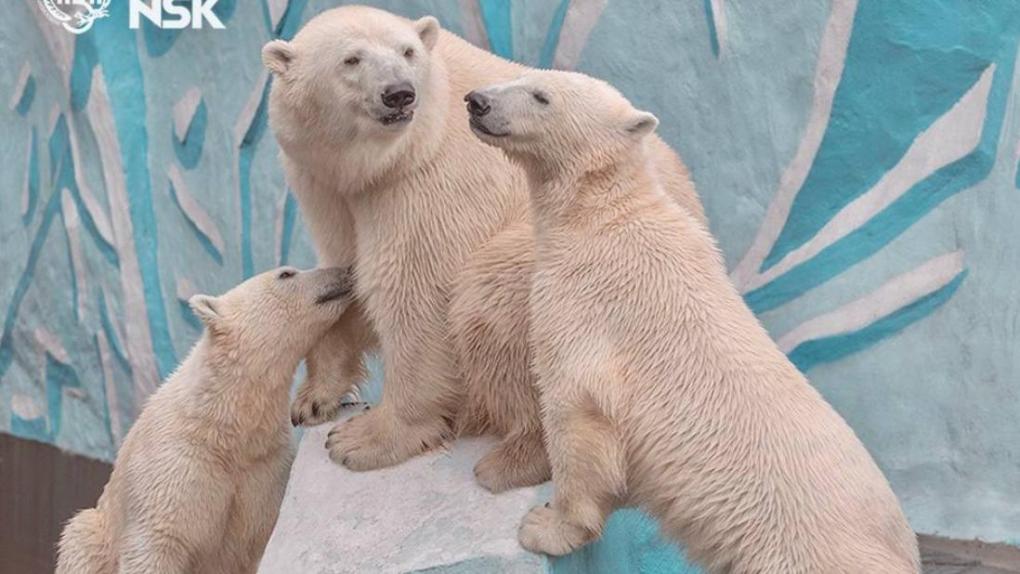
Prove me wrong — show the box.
[311,402,320,418]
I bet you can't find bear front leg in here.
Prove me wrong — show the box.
[291,301,377,426]
[325,300,458,471]
[518,391,626,556]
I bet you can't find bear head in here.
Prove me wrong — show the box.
[262,6,440,153]
[465,70,658,175]
[189,266,355,371]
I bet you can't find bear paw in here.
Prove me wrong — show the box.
[290,379,357,427]
[324,408,446,471]
[518,505,594,556]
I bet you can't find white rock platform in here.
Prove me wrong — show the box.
[258,419,549,574]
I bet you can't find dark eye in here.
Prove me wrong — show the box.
[403,47,415,59]
[344,56,360,66]
[278,270,296,280]
[533,91,550,105]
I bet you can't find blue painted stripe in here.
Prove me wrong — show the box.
[0,192,63,378]
[168,178,223,264]
[276,0,309,39]
[746,48,1015,314]
[22,128,39,226]
[11,353,86,445]
[98,291,131,372]
[92,333,116,453]
[478,0,514,59]
[280,191,298,265]
[761,0,1020,272]
[539,0,571,68]
[15,74,35,116]
[69,34,98,112]
[179,298,203,331]
[50,115,119,266]
[60,208,80,322]
[551,509,703,574]
[239,78,273,278]
[702,0,720,58]
[90,1,178,379]
[172,98,207,170]
[789,271,967,372]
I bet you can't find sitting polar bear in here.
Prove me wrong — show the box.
[466,72,921,573]
[56,267,355,574]
[262,5,707,491]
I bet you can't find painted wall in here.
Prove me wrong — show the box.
[2,0,1018,551]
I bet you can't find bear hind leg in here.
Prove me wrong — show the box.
[474,429,551,493]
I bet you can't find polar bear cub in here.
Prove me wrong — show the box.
[56,267,355,574]
[467,72,920,573]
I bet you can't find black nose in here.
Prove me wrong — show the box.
[382,83,416,109]
[465,91,490,116]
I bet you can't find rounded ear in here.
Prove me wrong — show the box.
[414,16,440,51]
[625,111,659,138]
[189,295,222,331]
[263,40,295,75]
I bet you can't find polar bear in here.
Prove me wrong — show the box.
[467,71,920,573]
[262,5,706,490]
[56,267,355,574]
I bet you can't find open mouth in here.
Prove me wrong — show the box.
[380,109,414,126]
[469,117,509,138]
[316,284,352,305]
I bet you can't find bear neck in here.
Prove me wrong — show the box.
[526,147,655,232]
[185,334,296,455]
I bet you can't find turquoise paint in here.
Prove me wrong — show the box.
[178,298,203,331]
[478,0,514,59]
[0,192,63,378]
[69,34,98,112]
[762,0,1020,271]
[280,192,298,265]
[789,272,967,372]
[538,0,570,69]
[276,0,309,39]
[60,208,80,322]
[14,74,35,116]
[50,115,119,266]
[22,128,39,226]
[91,2,178,378]
[551,509,702,574]
[11,354,96,448]
[98,291,131,372]
[747,46,1016,314]
[702,0,719,58]
[92,333,116,449]
[172,98,207,170]
[238,79,273,278]
[168,178,223,264]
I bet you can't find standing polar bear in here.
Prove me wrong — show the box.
[262,5,706,490]
[466,71,920,573]
[56,267,355,574]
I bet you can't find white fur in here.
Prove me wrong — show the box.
[55,267,355,574]
[470,71,921,573]
[264,6,706,490]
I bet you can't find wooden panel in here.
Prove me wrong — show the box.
[0,434,111,574]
